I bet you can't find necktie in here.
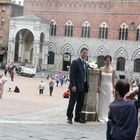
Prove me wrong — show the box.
[82,61,86,82]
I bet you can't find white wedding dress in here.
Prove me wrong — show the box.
[98,71,113,122]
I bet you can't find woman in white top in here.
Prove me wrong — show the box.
[97,55,115,122]
[0,74,7,99]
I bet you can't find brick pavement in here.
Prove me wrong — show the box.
[0,71,106,140]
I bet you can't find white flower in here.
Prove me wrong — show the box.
[87,61,98,69]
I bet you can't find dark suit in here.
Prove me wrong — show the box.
[67,58,89,121]
[107,98,138,140]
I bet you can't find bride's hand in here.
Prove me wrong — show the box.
[112,89,116,98]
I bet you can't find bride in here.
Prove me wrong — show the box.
[97,55,115,122]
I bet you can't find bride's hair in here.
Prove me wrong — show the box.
[104,55,112,62]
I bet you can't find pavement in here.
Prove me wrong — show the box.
[0,71,106,140]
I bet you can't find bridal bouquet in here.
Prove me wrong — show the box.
[87,60,98,69]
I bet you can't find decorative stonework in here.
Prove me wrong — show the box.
[24,0,140,14]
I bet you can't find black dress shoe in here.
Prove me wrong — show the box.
[67,119,72,124]
[78,119,86,123]
[74,118,79,122]
[74,118,86,123]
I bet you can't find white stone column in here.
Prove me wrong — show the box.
[7,39,15,63]
[42,42,49,69]
[18,32,24,62]
[33,40,40,66]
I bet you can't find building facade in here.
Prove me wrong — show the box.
[8,0,140,78]
[0,0,23,66]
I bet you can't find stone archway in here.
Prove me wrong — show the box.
[15,29,34,63]
[62,52,71,71]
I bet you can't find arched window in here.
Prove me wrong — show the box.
[63,53,71,71]
[81,21,90,38]
[48,51,55,64]
[50,20,56,36]
[97,55,104,68]
[99,22,108,39]
[134,59,140,72]
[136,26,140,41]
[64,21,73,37]
[119,23,128,40]
[116,57,125,71]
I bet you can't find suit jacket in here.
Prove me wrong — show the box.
[69,58,89,93]
[137,83,140,108]
[107,98,138,140]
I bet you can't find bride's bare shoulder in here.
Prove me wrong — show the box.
[99,67,104,71]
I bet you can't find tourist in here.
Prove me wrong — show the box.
[49,81,54,96]
[38,81,45,95]
[0,74,7,98]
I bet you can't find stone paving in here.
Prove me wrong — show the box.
[0,71,106,140]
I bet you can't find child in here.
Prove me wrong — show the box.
[38,81,44,94]
[107,79,138,140]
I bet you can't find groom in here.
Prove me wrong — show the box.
[66,47,89,124]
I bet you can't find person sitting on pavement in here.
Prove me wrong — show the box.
[14,86,20,93]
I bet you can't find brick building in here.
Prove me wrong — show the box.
[8,0,140,78]
[0,0,23,66]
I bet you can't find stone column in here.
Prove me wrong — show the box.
[7,39,15,63]
[81,69,99,121]
[42,41,49,68]
[33,40,40,66]
[18,32,24,62]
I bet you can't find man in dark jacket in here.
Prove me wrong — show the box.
[107,79,138,140]
[66,47,89,124]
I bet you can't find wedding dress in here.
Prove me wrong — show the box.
[98,71,113,122]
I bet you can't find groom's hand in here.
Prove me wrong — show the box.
[71,86,76,93]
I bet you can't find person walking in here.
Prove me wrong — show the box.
[4,66,8,76]
[49,81,54,96]
[38,81,44,95]
[55,76,59,87]
[66,47,89,124]
[0,74,7,99]
[97,55,115,122]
